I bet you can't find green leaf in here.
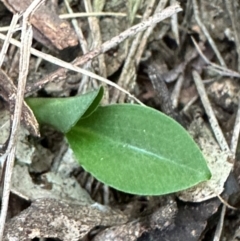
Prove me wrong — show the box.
[26,87,103,133]
[66,104,211,195]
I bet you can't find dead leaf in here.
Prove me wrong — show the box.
[0,109,35,164]
[11,165,93,205]
[178,117,233,202]
[0,68,39,136]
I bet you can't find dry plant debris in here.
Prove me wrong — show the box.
[3,198,128,241]
[178,117,232,202]
[0,68,39,137]
[0,0,240,241]
[2,0,78,49]
[0,110,35,165]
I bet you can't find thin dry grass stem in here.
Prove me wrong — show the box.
[176,0,191,54]
[193,69,237,231]
[19,3,181,96]
[213,196,238,241]
[213,204,226,241]
[70,11,142,19]
[63,0,92,94]
[60,12,142,19]
[34,48,47,72]
[171,74,184,108]
[0,12,143,32]
[230,98,240,157]
[0,4,182,103]
[213,195,238,241]
[202,78,218,84]
[0,13,19,67]
[64,0,88,53]
[102,184,109,206]
[59,12,130,19]
[0,32,144,105]
[59,12,142,19]
[91,179,101,198]
[181,95,198,114]
[92,0,105,12]
[84,0,105,57]
[216,195,237,210]
[78,63,94,93]
[170,0,179,45]
[84,0,109,103]
[111,0,156,103]
[84,0,110,200]
[207,66,240,78]
[0,25,20,32]
[115,0,174,103]
[191,37,240,78]
[0,1,44,239]
[135,0,169,66]
[0,6,147,29]
[225,1,240,72]
[192,0,226,67]
[128,0,142,24]
[85,175,94,193]
[192,70,230,153]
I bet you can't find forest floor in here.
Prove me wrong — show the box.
[0,1,240,241]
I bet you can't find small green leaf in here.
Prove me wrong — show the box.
[26,87,103,133]
[66,104,211,195]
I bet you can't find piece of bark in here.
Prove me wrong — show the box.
[3,198,128,241]
[93,200,177,241]
[0,68,39,137]
[2,0,78,50]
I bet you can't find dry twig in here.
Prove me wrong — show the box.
[192,0,226,67]
[84,0,109,102]
[0,32,144,105]
[225,0,240,72]
[0,2,44,240]
[19,3,182,96]
[170,0,180,45]
[111,0,157,103]
[171,74,184,108]
[213,205,227,241]
[192,70,230,153]
[191,37,240,78]
[63,0,93,94]
[231,98,240,158]
[0,14,19,67]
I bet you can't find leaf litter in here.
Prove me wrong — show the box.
[178,116,233,202]
[0,0,240,241]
